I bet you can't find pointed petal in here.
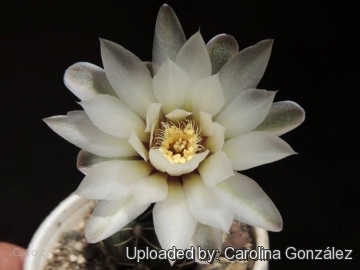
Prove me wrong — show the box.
[153,179,197,251]
[198,151,234,187]
[149,149,209,176]
[203,122,225,153]
[206,34,239,74]
[77,150,140,175]
[64,62,117,100]
[152,4,186,74]
[218,173,283,231]
[219,39,273,106]
[190,223,222,264]
[176,31,212,84]
[223,131,296,171]
[100,39,155,118]
[183,173,234,232]
[216,89,276,138]
[74,160,152,200]
[127,130,149,162]
[191,74,225,116]
[153,59,189,115]
[145,103,162,132]
[255,101,305,136]
[79,94,148,142]
[85,197,150,243]
[165,109,192,122]
[131,172,168,205]
[43,111,137,158]
[199,111,214,136]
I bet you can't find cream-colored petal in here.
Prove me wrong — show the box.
[79,94,148,142]
[254,101,305,136]
[127,130,149,162]
[153,59,189,115]
[183,173,234,232]
[191,74,225,116]
[77,150,140,175]
[74,160,152,201]
[206,34,239,74]
[149,149,209,176]
[100,39,155,118]
[198,151,234,187]
[199,111,214,136]
[219,39,273,106]
[145,103,162,132]
[144,61,153,77]
[153,179,197,252]
[203,122,225,153]
[131,172,168,205]
[43,111,137,158]
[216,89,276,138]
[165,109,192,122]
[217,173,282,231]
[64,62,117,100]
[223,131,296,171]
[85,197,150,243]
[152,4,186,74]
[176,31,212,84]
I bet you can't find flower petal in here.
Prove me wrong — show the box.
[85,197,150,243]
[127,130,149,162]
[79,94,148,142]
[153,179,197,252]
[144,61,153,77]
[152,4,186,74]
[223,131,296,171]
[149,149,209,176]
[203,122,225,153]
[77,150,140,175]
[131,172,168,205]
[165,109,192,122]
[254,101,305,136]
[153,59,189,115]
[217,173,283,231]
[189,223,222,264]
[74,160,152,200]
[145,103,163,132]
[176,31,212,84]
[215,89,276,138]
[43,111,137,158]
[206,34,239,74]
[191,74,225,116]
[183,173,234,232]
[100,39,155,118]
[64,62,117,100]
[219,39,273,106]
[199,111,214,136]
[198,151,234,187]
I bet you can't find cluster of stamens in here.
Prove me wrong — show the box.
[153,120,204,164]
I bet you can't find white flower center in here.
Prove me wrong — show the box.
[153,120,204,164]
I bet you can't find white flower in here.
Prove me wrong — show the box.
[44,4,304,257]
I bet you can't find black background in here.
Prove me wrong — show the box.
[1,0,359,269]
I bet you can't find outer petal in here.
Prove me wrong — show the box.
[43,111,137,158]
[198,151,234,187]
[77,150,140,175]
[203,122,225,153]
[85,197,150,243]
[254,101,305,136]
[206,34,239,74]
[74,160,152,200]
[149,149,209,176]
[189,223,222,264]
[130,172,168,205]
[183,173,234,232]
[145,103,162,132]
[219,39,273,106]
[152,4,186,74]
[64,62,117,100]
[215,89,276,139]
[217,173,283,231]
[223,131,296,171]
[153,59,189,115]
[100,39,155,118]
[127,130,149,162]
[79,94,148,142]
[153,179,197,253]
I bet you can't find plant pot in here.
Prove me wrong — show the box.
[24,195,269,270]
